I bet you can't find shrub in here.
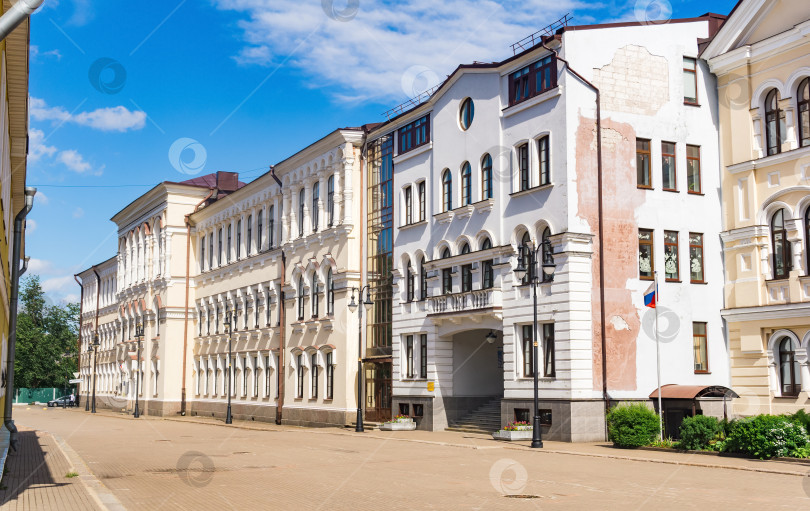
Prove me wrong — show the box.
[678,415,721,450]
[724,414,809,459]
[790,409,810,437]
[606,403,660,448]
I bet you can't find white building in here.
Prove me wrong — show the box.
[377,14,732,441]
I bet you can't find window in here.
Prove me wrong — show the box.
[236,220,242,259]
[200,235,205,271]
[522,325,533,377]
[325,352,333,399]
[765,89,784,156]
[459,98,474,130]
[247,215,252,255]
[406,260,415,302]
[481,154,493,200]
[683,57,697,104]
[327,175,335,226]
[534,55,556,94]
[799,78,810,148]
[778,337,801,396]
[771,209,791,280]
[664,231,679,281]
[209,233,214,268]
[420,257,428,300]
[518,143,530,191]
[217,228,223,266]
[406,335,414,378]
[418,181,426,221]
[481,238,493,289]
[326,268,334,315]
[461,162,472,206]
[298,188,305,237]
[509,55,557,106]
[405,186,413,225]
[442,169,452,212]
[638,229,654,280]
[253,356,259,397]
[312,182,320,232]
[510,66,530,105]
[538,136,550,186]
[442,248,452,294]
[543,323,555,377]
[311,353,318,398]
[311,273,319,318]
[637,139,651,188]
[297,354,304,398]
[398,114,430,154]
[420,334,427,378]
[268,206,275,248]
[693,322,708,373]
[662,142,676,191]
[689,233,705,283]
[461,244,472,292]
[297,276,305,320]
[806,208,810,272]
[227,225,232,263]
[540,227,552,283]
[265,355,271,397]
[521,231,534,284]
[242,356,247,396]
[257,211,263,251]
[686,145,701,194]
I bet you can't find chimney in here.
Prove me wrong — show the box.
[216,171,239,193]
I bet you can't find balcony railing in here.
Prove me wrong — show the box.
[428,289,500,315]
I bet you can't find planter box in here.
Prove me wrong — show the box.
[492,429,533,441]
[380,420,416,431]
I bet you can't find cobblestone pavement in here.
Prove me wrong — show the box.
[9,406,810,510]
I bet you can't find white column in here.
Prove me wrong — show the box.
[285,191,295,243]
[317,175,327,232]
[332,167,343,226]
[342,157,354,225]
[303,181,313,237]
[273,196,281,246]
[164,231,172,277]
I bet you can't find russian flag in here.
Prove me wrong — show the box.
[643,282,656,308]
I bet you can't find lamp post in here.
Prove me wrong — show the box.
[347,286,373,433]
[91,334,100,414]
[133,321,144,418]
[513,237,555,449]
[223,305,237,425]
[85,340,92,411]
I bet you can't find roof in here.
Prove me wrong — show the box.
[649,384,739,399]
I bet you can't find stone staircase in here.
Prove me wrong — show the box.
[445,399,502,434]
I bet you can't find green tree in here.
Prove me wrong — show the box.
[15,275,79,389]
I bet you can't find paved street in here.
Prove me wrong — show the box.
[2,406,808,510]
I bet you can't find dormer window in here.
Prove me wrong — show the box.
[398,114,430,155]
[509,54,557,106]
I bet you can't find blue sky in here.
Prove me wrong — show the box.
[26,0,738,303]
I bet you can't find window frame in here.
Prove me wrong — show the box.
[327,175,335,227]
[661,141,677,192]
[405,185,413,225]
[312,182,320,232]
[508,55,557,107]
[227,224,232,263]
[441,248,452,295]
[459,98,474,131]
[236,220,242,259]
[326,268,335,315]
[442,169,452,212]
[265,355,271,397]
[771,209,791,280]
[689,232,705,284]
[543,323,555,378]
[406,260,415,302]
[664,230,680,282]
[636,138,652,189]
[257,211,263,252]
[311,353,318,398]
[209,233,214,268]
[481,154,493,200]
[778,337,801,397]
[522,324,534,377]
[538,136,550,186]
[268,205,275,248]
[217,228,222,266]
[683,57,698,105]
[638,228,654,280]
[200,235,205,272]
[418,181,426,221]
[420,334,427,379]
[518,143,530,191]
[296,354,304,399]
[692,322,708,373]
[398,114,430,155]
[311,273,319,318]
[481,238,494,289]
[298,188,305,237]
[765,89,783,156]
[461,243,472,292]
[247,215,252,255]
[326,352,334,399]
[405,335,414,378]
[799,78,810,148]
[686,145,702,194]
[297,276,305,320]
[461,162,472,206]
[420,257,428,301]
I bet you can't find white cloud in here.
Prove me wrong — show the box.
[28,128,57,162]
[31,46,63,61]
[214,0,603,102]
[34,189,49,206]
[42,275,76,295]
[58,149,92,173]
[26,218,37,234]
[28,258,55,275]
[30,97,146,132]
[72,207,84,218]
[62,293,80,304]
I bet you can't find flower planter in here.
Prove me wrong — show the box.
[492,429,533,441]
[380,418,416,431]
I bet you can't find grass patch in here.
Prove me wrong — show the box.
[65,471,79,479]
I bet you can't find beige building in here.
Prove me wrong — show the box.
[703,0,810,415]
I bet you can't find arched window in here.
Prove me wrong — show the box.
[420,256,427,300]
[806,207,810,273]
[247,215,252,255]
[460,243,472,292]
[311,353,318,398]
[311,272,319,318]
[268,205,275,248]
[326,268,334,315]
[481,237,494,289]
[312,182,320,232]
[461,162,472,206]
[459,98,474,130]
[541,227,552,282]
[778,336,801,396]
[521,231,534,284]
[406,260,414,302]
[771,208,791,279]
[442,169,452,212]
[799,78,810,148]
[200,235,205,272]
[209,232,214,268]
[227,224,232,263]
[237,219,243,259]
[481,154,493,200]
[765,89,784,156]
[327,175,335,226]
[299,188,305,237]
[441,248,452,294]
[297,276,305,320]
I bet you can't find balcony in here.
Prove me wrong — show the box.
[427,289,502,324]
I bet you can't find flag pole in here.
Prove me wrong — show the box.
[654,271,663,440]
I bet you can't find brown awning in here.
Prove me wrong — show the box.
[649,384,739,399]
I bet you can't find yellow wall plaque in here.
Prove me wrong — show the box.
[427,381,435,392]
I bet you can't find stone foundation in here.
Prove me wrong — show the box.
[502,399,607,442]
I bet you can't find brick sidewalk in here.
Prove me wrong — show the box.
[0,427,98,511]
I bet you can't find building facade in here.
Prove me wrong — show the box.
[382,15,731,441]
[704,0,810,416]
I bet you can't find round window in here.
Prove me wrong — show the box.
[459,98,474,130]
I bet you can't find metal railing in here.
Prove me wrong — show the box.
[510,13,572,55]
[429,288,498,314]
[382,83,442,120]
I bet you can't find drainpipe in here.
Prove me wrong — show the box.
[4,186,36,451]
[270,166,286,425]
[181,188,216,416]
[542,41,609,425]
[73,275,83,405]
[0,0,43,42]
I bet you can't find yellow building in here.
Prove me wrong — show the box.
[703,0,810,415]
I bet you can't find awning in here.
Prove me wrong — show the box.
[648,384,739,399]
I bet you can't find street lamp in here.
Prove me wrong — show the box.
[223,304,238,425]
[513,237,555,448]
[133,321,144,418]
[348,286,373,433]
[91,333,100,414]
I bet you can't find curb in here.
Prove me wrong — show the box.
[50,432,127,511]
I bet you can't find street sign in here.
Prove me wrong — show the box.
[73,372,80,378]
[69,378,82,384]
